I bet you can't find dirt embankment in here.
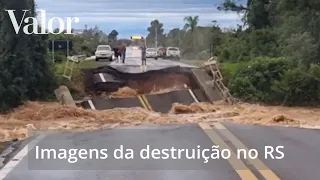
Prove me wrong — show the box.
[91,73,196,98]
[101,73,192,98]
[106,85,187,98]
[0,101,319,142]
[127,74,192,94]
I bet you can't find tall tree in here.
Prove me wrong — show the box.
[146,20,165,47]
[183,16,199,49]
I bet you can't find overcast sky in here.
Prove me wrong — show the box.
[35,0,244,38]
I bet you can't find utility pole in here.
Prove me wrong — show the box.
[155,26,158,48]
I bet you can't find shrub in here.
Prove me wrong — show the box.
[229,57,292,102]
[52,52,67,63]
[272,65,320,105]
[220,62,247,86]
[229,56,320,105]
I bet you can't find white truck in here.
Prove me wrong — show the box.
[95,45,113,61]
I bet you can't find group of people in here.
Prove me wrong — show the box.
[112,44,147,65]
[112,44,126,63]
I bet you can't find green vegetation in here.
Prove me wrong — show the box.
[55,60,97,75]
[0,0,57,112]
[54,60,97,99]
[159,0,320,106]
[0,0,102,111]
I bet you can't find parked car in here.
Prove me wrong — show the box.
[166,47,180,60]
[157,47,166,58]
[95,45,113,61]
[146,48,158,60]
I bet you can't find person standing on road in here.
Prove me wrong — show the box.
[119,43,127,63]
[113,46,120,60]
[141,45,146,65]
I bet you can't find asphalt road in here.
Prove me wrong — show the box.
[1,122,320,180]
[95,46,196,69]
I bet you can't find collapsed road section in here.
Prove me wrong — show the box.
[72,59,231,113]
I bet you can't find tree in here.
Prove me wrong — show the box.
[183,16,199,49]
[210,22,224,56]
[166,28,183,47]
[108,30,119,44]
[219,0,271,29]
[0,0,56,111]
[146,20,166,47]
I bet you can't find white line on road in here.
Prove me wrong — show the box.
[0,134,47,179]
[99,73,106,82]
[188,89,199,103]
[88,100,96,110]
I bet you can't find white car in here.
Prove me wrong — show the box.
[146,48,158,59]
[166,47,180,60]
[95,45,113,61]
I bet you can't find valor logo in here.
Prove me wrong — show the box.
[5,9,80,35]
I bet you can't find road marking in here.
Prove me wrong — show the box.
[213,122,281,180]
[141,95,153,111]
[198,122,258,180]
[99,73,106,82]
[88,100,96,110]
[0,133,47,179]
[188,89,199,103]
[138,95,148,110]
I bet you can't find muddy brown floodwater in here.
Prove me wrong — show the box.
[0,101,319,143]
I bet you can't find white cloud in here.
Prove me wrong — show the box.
[35,0,243,37]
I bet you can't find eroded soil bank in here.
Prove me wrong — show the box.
[82,66,198,96]
[99,73,193,98]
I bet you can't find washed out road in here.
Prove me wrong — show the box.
[0,47,319,180]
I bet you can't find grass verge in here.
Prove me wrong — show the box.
[54,60,98,99]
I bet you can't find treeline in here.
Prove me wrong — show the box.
[218,0,320,105]
[163,0,320,105]
[152,0,320,105]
